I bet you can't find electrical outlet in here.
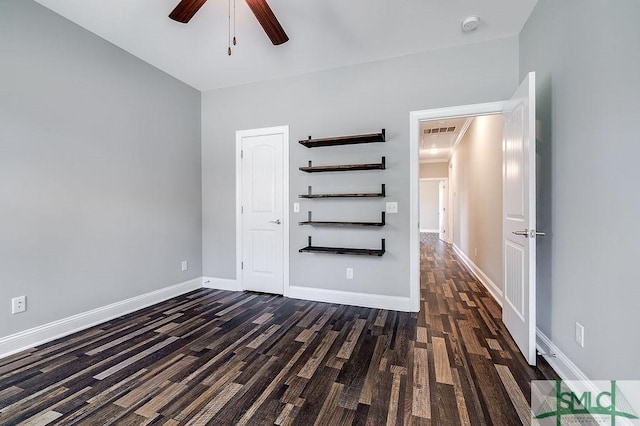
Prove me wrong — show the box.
[386,202,398,214]
[474,248,478,258]
[575,322,584,347]
[293,203,300,213]
[181,260,188,272]
[346,268,353,280]
[12,296,26,314]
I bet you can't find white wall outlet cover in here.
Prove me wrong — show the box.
[293,203,300,213]
[12,296,26,314]
[386,202,398,214]
[346,268,353,279]
[575,322,585,347]
[181,260,188,272]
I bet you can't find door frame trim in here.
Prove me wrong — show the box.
[409,102,507,311]
[235,125,290,295]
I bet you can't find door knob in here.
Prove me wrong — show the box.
[512,230,529,238]
[270,219,282,225]
[512,229,545,238]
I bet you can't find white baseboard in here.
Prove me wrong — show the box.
[202,277,239,291]
[0,277,203,359]
[289,285,414,312]
[420,229,439,233]
[452,244,503,306]
[536,328,589,382]
[535,328,605,397]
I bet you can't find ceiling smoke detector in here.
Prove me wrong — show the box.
[461,16,480,32]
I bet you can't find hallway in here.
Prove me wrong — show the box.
[418,232,557,424]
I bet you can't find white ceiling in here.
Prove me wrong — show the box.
[33,0,537,91]
[420,117,471,163]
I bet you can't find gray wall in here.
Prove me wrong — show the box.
[450,115,503,290]
[520,0,640,379]
[202,37,519,297]
[0,0,202,338]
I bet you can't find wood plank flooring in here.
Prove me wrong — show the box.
[0,234,557,425]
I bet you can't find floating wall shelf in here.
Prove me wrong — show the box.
[299,211,385,228]
[299,129,385,148]
[299,236,385,257]
[299,184,386,199]
[299,157,385,173]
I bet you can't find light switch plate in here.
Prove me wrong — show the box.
[293,203,300,213]
[386,202,398,214]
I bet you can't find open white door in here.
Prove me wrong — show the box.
[438,180,446,241]
[502,72,537,365]
[237,126,289,295]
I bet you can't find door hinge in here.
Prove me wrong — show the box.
[240,150,243,159]
[241,206,244,214]
[241,261,243,270]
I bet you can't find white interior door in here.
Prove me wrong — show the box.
[502,72,537,365]
[238,127,288,294]
[438,180,445,241]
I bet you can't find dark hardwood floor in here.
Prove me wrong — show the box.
[0,234,557,425]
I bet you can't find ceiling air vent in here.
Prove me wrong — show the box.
[423,126,456,135]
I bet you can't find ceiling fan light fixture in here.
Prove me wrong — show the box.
[461,16,480,32]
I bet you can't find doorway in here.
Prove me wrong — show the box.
[419,177,448,241]
[409,101,507,313]
[409,72,537,365]
[235,125,290,295]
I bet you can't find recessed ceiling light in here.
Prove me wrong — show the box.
[461,16,480,32]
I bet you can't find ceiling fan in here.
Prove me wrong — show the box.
[169,0,289,46]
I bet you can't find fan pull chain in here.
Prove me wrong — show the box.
[227,0,231,55]
[233,0,237,46]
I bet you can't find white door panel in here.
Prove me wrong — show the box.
[438,180,446,241]
[250,230,276,273]
[502,72,536,365]
[504,240,525,321]
[239,128,287,295]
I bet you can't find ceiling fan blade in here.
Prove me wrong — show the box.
[245,0,289,45]
[169,0,208,23]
